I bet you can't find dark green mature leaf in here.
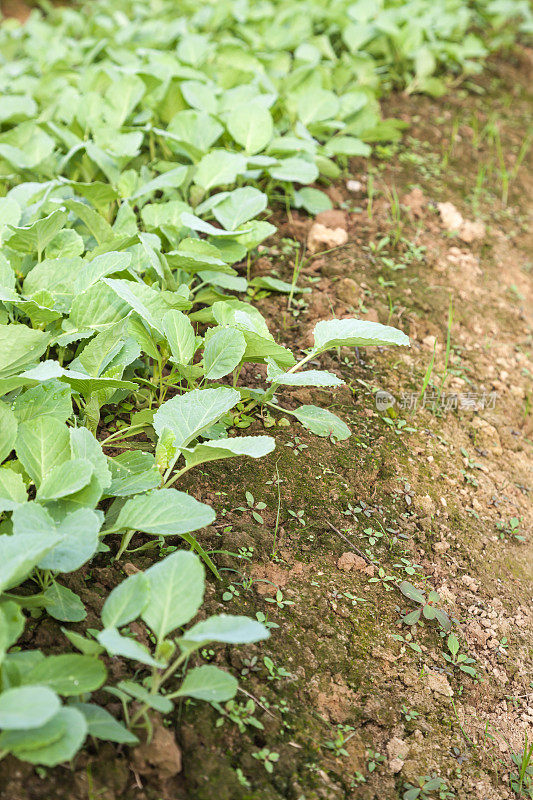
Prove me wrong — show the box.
[24,655,106,696]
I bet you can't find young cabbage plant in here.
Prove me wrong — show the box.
[93,551,269,732]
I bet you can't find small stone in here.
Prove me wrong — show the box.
[307,222,348,253]
[346,179,363,193]
[438,201,464,232]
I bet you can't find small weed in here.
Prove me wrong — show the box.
[443,633,477,678]
[252,748,279,773]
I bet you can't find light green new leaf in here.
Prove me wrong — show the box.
[0,401,17,464]
[101,572,150,629]
[15,418,70,486]
[212,187,267,231]
[292,405,351,441]
[174,665,237,702]
[113,488,215,536]
[0,468,27,513]
[107,451,161,497]
[0,534,61,593]
[12,381,73,425]
[24,655,106,696]
[182,614,269,644]
[0,324,51,379]
[204,327,246,379]
[96,628,162,668]
[42,583,86,622]
[269,157,319,184]
[6,209,68,256]
[129,166,188,200]
[153,387,240,451]
[38,509,102,573]
[36,459,94,501]
[194,150,247,191]
[70,427,112,490]
[227,105,273,154]
[267,368,344,387]
[162,309,196,365]
[0,686,60,731]
[141,550,205,640]
[312,318,410,352]
[183,436,275,469]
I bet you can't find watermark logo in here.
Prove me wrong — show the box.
[375,390,498,413]
[375,390,396,412]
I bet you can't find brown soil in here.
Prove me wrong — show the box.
[0,44,532,800]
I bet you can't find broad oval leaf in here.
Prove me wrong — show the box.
[183,435,275,469]
[0,686,60,730]
[101,572,150,629]
[153,387,240,450]
[141,550,204,640]
[182,614,269,644]
[113,488,215,536]
[36,459,94,501]
[24,655,106,696]
[71,703,138,745]
[7,707,87,766]
[174,664,238,702]
[227,104,273,154]
[292,405,350,441]
[312,318,410,352]
[97,628,162,668]
[204,327,246,380]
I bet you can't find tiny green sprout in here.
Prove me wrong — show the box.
[367,749,386,772]
[222,584,240,602]
[288,509,306,526]
[255,611,279,630]
[238,492,267,524]
[363,527,383,546]
[403,775,449,800]
[324,724,356,757]
[510,732,533,796]
[401,704,420,722]
[394,558,421,576]
[263,655,293,681]
[443,633,477,678]
[399,581,451,631]
[252,748,279,773]
[368,566,397,591]
[496,517,524,542]
[265,589,294,609]
[213,698,264,733]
